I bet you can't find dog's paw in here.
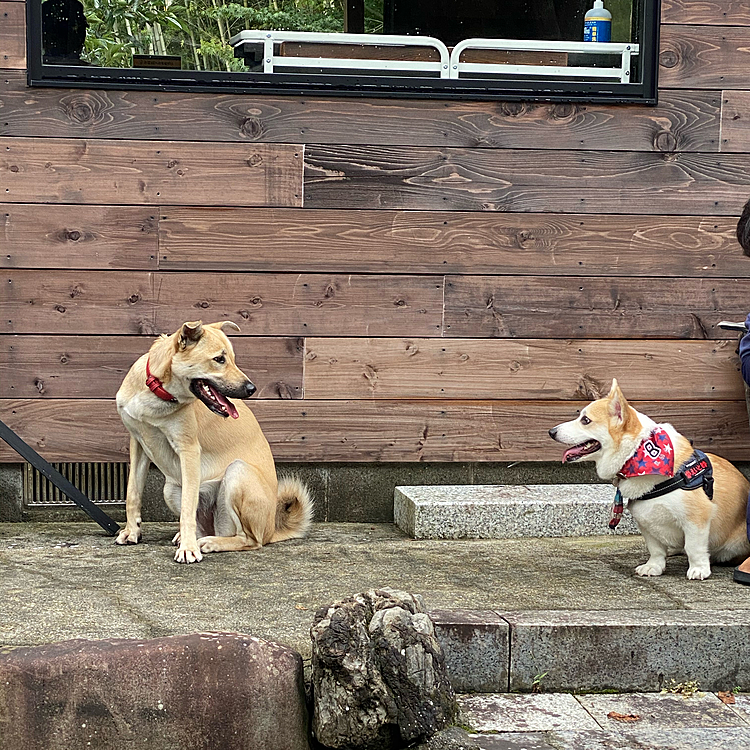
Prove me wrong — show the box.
[174,543,203,564]
[686,564,711,580]
[635,561,665,577]
[115,526,141,545]
[198,536,222,554]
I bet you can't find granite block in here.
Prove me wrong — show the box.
[504,610,750,693]
[542,728,750,750]
[576,692,744,729]
[458,693,599,733]
[430,610,509,693]
[395,485,639,539]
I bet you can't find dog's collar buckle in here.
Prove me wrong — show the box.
[145,358,177,403]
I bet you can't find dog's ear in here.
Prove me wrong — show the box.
[607,379,628,422]
[207,320,241,334]
[178,320,204,350]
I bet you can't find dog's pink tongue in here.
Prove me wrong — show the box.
[213,389,239,419]
[562,446,578,463]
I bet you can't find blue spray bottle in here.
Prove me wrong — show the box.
[584,0,612,42]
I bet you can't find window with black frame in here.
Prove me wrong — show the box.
[27,0,660,103]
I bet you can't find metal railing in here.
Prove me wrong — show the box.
[450,38,638,83]
[229,30,639,84]
[229,30,451,78]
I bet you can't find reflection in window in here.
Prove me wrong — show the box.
[43,1,635,74]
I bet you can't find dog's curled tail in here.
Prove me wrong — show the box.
[272,475,314,542]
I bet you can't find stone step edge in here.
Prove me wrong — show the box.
[430,608,750,695]
[395,484,639,539]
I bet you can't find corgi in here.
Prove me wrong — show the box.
[115,320,313,563]
[549,380,750,580]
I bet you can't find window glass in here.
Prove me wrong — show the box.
[31,0,658,103]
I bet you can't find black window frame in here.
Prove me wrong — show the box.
[26,0,661,105]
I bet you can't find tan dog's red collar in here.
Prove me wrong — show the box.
[145,358,177,403]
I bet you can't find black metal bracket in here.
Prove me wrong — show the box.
[0,419,121,536]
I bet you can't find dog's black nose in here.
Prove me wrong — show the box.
[548,427,558,439]
[245,381,256,397]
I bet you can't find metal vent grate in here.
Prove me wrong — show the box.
[24,462,128,506]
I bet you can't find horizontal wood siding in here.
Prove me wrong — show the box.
[443,277,748,340]
[303,339,743,401]
[662,0,750,26]
[304,146,750,215]
[0,336,303,400]
[2,1,750,466]
[660,25,750,89]
[159,208,741,277]
[4,271,444,336]
[0,138,303,206]
[2,399,748,463]
[0,72,720,152]
[1,205,159,269]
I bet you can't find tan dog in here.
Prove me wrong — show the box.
[549,380,750,580]
[115,320,312,563]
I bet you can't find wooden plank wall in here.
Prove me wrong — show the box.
[3,0,750,463]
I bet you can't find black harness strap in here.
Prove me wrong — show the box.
[636,449,714,503]
[0,418,121,536]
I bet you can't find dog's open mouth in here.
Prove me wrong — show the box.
[190,379,239,419]
[562,440,601,463]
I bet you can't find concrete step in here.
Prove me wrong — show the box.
[457,692,750,750]
[432,609,750,693]
[3,523,748,696]
[394,484,639,539]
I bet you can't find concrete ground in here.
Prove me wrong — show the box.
[2,521,749,658]
[459,692,750,750]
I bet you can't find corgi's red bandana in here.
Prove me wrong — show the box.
[610,428,674,529]
[617,428,675,480]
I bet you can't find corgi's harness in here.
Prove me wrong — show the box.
[609,429,714,530]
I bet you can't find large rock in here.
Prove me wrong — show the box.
[0,632,309,750]
[311,588,457,749]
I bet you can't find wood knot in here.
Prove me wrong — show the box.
[500,102,525,117]
[251,297,262,306]
[54,305,66,313]
[69,285,84,298]
[196,300,210,309]
[575,374,605,400]
[394,299,406,307]
[276,381,295,399]
[239,310,250,319]
[128,293,141,304]
[654,130,678,153]
[240,117,263,139]
[61,92,105,125]
[65,229,82,241]
[246,153,263,167]
[34,379,45,395]
[552,103,575,120]
[8,165,19,173]
[659,50,678,69]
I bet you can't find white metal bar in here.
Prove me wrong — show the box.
[620,46,632,83]
[449,38,639,81]
[451,37,639,56]
[270,57,445,73]
[230,30,451,78]
[455,63,627,79]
